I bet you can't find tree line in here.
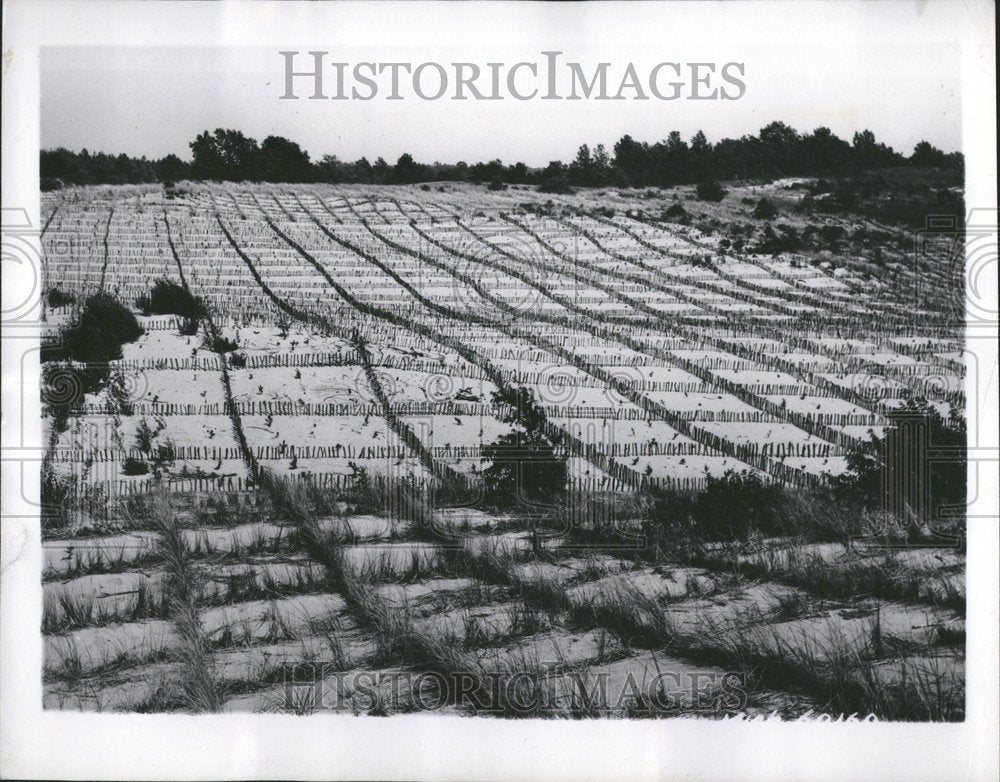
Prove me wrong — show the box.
[40,121,963,191]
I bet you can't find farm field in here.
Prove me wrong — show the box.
[39,180,965,718]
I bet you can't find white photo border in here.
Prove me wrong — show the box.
[2,2,996,780]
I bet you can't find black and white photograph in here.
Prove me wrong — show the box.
[2,1,997,780]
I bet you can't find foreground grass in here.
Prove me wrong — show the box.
[46,473,964,720]
[566,577,963,721]
[149,493,222,713]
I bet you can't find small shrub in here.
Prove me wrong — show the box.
[178,316,201,336]
[105,371,138,418]
[230,353,247,368]
[752,198,778,219]
[537,177,574,195]
[643,470,788,543]
[817,224,847,248]
[44,292,143,365]
[663,203,688,221]
[481,386,567,508]
[47,288,76,308]
[135,278,204,320]
[488,179,508,191]
[695,180,728,202]
[41,467,75,532]
[122,457,150,476]
[135,418,156,452]
[152,441,177,470]
[212,335,239,353]
[750,224,804,255]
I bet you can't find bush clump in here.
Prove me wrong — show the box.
[801,223,848,251]
[537,177,574,195]
[752,198,778,219]
[136,278,205,320]
[211,335,239,353]
[44,292,143,365]
[643,470,788,542]
[122,457,150,476]
[695,180,728,202]
[830,399,965,533]
[663,203,689,221]
[750,224,804,255]
[179,316,201,336]
[40,466,75,532]
[46,287,76,308]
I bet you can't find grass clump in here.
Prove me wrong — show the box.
[150,493,222,712]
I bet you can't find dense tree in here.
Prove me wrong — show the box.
[259,135,313,182]
[42,122,961,189]
[41,147,157,187]
[314,154,350,183]
[353,156,374,183]
[801,127,853,174]
[759,121,801,174]
[40,148,84,181]
[469,158,505,184]
[688,130,712,181]
[390,152,426,184]
[154,153,191,183]
[613,134,653,186]
[569,143,616,186]
[372,157,391,184]
[538,160,573,193]
[852,129,899,170]
[910,141,952,168]
[190,129,260,181]
[506,161,530,184]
